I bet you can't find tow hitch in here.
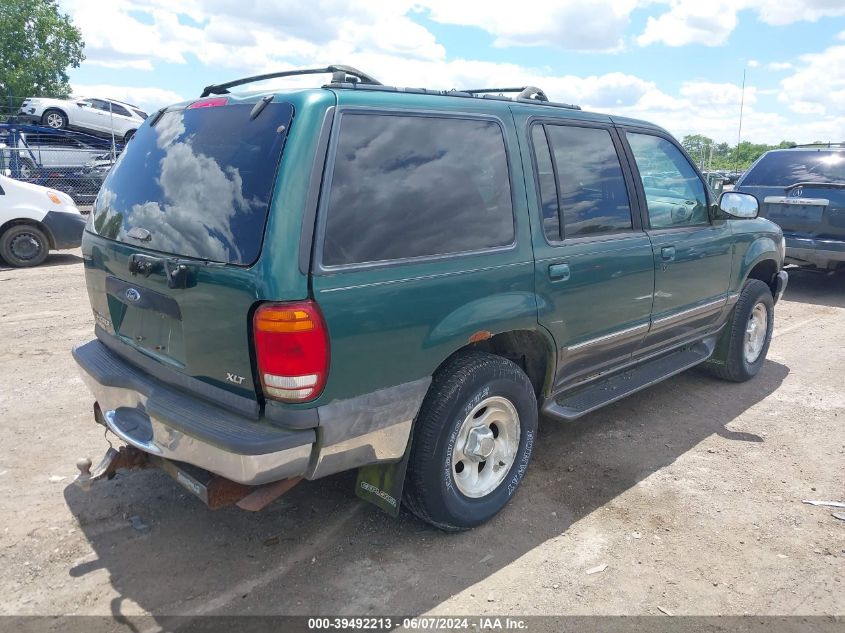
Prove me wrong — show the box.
[74,444,300,511]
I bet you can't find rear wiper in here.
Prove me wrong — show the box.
[249,95,274,120]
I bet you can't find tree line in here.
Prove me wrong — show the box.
[681,134,801,173]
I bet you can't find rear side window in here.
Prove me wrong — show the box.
[544,125,633,238]
[90,102,293,265]
[741,150,845,186]
[531,125,561,242]
[322,113,514,266]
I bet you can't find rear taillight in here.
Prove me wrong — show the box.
[253,301,329,403]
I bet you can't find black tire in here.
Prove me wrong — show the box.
[123,129,136,143]
[404,351,538,531]
[41,109,68,130]
[0,225,50,267]
[706,279,774,382]
[19,157,37,180]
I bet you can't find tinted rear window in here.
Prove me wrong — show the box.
[545,125,632,238]
[741,150,845,187]
[322,113,514,266]
[89,102,292,265]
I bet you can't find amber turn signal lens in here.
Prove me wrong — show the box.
[254,308,315,333]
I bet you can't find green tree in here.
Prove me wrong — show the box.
[0,0,85,106]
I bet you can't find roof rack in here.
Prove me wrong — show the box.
[200,65,381,98]
[198,65,581,111]
[789,142,845,149]
[463,85,580,109]
[464,86,548,101]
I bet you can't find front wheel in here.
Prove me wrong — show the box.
[404,351,537,531]
[706,279,775,382]
[0,225,50,267]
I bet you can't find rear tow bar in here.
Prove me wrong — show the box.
[74,444,300,511]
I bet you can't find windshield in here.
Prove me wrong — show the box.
[741,150,845,187]
[89,101,293,265]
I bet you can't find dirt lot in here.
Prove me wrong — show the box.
[0,249,843,620]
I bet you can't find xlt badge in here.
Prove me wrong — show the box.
[226,372,245,385]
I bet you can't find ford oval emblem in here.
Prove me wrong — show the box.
[125,288,141,303]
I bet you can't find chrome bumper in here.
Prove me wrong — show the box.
[73,340,313,485]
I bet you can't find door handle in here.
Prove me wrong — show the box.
[548,263,570,281]
[660,246,676,262]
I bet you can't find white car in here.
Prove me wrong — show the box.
[0,174,86,267]
[18,97,148,143]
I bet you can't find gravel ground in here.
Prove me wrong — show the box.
[0,249,842,620]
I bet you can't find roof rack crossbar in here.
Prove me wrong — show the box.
[200,65,381,97]
[464,86,549,102]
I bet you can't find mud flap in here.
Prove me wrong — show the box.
[355,441,412,517]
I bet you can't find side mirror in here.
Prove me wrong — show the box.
[719,191,758,219]
[76,101,88,107]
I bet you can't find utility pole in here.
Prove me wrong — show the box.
[734,67,746,176]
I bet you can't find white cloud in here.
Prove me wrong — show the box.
[779,44,845,117]
[637,0,739,47]
[638,0,845,47]
[747,59,760,68]
[58,0,845,145]
[421,0,638,52]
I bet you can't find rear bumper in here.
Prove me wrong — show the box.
[73,338,431,487]
[784,236,845,269]
[72,339,314,485]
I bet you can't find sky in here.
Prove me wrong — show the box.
[59,0,845,145]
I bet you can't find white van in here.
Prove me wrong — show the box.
[0,172,86,267]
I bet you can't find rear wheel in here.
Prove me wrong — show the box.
[0,225,50,267]
[706,279,774,382]
[404,351,537,531]
[123,129,136,143]
[42,109,68,130]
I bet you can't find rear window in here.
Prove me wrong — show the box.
[741,150,845,187]
[89,101,293,265]
[322,113,514,266]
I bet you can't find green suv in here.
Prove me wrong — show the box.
[73,66,787,531]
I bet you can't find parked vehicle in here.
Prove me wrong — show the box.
[72,66,787,531]
[0,174,86,267]
[0,124,118,205]
[736,145,845,270]
[18,96,147,142]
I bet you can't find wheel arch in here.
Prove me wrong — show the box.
[0,217,56,250]
[737,236,781,297]
[433,327,557,400]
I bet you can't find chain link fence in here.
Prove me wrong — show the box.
[1,94,120,211]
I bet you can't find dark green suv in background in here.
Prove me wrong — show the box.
[73,66,787,531]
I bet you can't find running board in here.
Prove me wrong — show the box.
[542,342,713,421]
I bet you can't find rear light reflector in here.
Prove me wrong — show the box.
[187,97,229,109]
[253,301,329,403]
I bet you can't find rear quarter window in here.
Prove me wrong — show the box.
[322,113,515,267]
